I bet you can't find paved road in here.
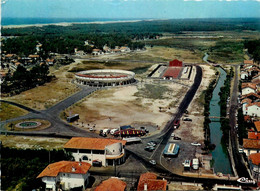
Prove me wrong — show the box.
[229,65,250,178]
[126,65,203,174]
[0,86,99,137]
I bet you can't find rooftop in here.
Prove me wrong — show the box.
[244,60,254,65]
[37,161,91,178]
[243,139,260,149]
[254,121,260,132]
[249,153,260,165]
[64,137,126,150]
[248,132,260,139]
[95,177,127,191]
[241,82,257,90]
[137,172,167,191]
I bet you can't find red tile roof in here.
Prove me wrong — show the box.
[169,59,183,67]
[248,132,260,139]
[95,178,127,191]
[37,161,91,178]
[254,121,260,132]
[249,153,260,165]
[241,93,260,100]
[137,172,167,191]
[243,139,260,149]
[29,54,40,58]
[242,83,257,90]
[244,60,254,65]
[64,137,126,150]
[163,67,182,79]
[241,98,252,104]
[246,102,260,108]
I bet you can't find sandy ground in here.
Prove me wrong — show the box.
[168,182,203,190]
[68,78,189,132]
[173,65,216,142]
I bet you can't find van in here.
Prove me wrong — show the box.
[110,128,119,135]
[183,160,191,170]
[192,158,199,170]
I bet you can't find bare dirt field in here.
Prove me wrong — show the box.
[65,78,189,133]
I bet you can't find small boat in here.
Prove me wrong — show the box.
[237,177,256,184]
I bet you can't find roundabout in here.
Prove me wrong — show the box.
[75,69,136,87]
[15,121,41,129]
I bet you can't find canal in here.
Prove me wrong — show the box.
[209,67,232,174]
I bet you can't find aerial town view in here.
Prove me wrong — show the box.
[1,0,260,190]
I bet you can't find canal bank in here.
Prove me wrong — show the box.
[209,67,232,175]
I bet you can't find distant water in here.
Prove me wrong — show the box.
[1,17,140,26]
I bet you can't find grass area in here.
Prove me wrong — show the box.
[0,135,68,149]
[5,119,51,132]
[4,64,81,110]
[0,102,28,121]
[134,84,170,99]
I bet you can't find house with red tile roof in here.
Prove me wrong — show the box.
[244,60,254,65]
[240,71,249,80]
[248,153,260,181]
[137,172,167,191]
[95,177,127,191]
[37,161,91,191]
[242,83,257,96]
[248,132,260,140]
[169,59,183,67]
[243,139,260,156]
[64,137,127,167]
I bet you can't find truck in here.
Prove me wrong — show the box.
[67,114,79,122]
[192,158,199,170]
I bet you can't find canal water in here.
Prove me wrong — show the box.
[209,67,232,174]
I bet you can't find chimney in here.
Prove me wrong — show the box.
[144,183,147,191]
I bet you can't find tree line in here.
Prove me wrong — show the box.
[244,39,260,63]
[2,64,52,95]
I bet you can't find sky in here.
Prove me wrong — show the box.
[1,0,260,19]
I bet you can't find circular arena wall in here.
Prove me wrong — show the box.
[75,69,136,87]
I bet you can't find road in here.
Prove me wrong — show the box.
[229,65,250,178]
[126,65,202,174]
[0,86,99,137]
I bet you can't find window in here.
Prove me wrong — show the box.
[82,156,88,161]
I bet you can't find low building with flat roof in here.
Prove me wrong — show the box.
[163,143,179,157]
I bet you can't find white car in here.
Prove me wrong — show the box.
[191,142,201,146]
[149,160,156,165]
[171,133,175,137]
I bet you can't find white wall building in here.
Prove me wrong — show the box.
[64,137,127,167]
[37,161,91,191]
[242,83,257,96]
[241,71,249,80]
[244,102,260,117]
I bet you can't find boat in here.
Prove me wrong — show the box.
[237,177,256,184]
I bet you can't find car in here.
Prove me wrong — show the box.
[149,160,156,165]
[192,158,199,170]
[144,146,155,152]
[239,148,244,153]
[173,136,181,140]
[183,118,192,121]
[191,142,201,146]
[110,128,119,135]
[147,142,156,147]
[171,133,175,137]
[182,160,191,170]
[92,160,102,167]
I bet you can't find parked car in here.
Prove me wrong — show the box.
[239,148,244,153]
[103,129,110,135]
[144,146,155,152]
[192,158,199,170]
[147,142,157,147]
[149,160,156,165]
[182,160,191,170]
[171,133,175,137]
[110,128,119,135]
[183,118,192,121]
[191,142,201,146]
[92,160,102,167]
[173,136,181,140]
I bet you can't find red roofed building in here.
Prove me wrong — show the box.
[169,59,183,67]
[37,161,91,191]
[137,172,167,191]
[64,137,127,167]
[95,177,127,191]
[242,83,257,95]
[255,121,260,132]
[244,102,260,117]
[248,153,260,181]
[243,139,260,156]
[248,132,260,140]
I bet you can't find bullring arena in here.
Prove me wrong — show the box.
[75,69,136,87]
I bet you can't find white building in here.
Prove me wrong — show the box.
[64,137,127,167]
[241,71,249,80]
[37,161,91,191]
[244,102,260,117]
[92,49,103,56]
[242,83,257,95]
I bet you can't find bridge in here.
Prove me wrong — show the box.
[209,116,228,122]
